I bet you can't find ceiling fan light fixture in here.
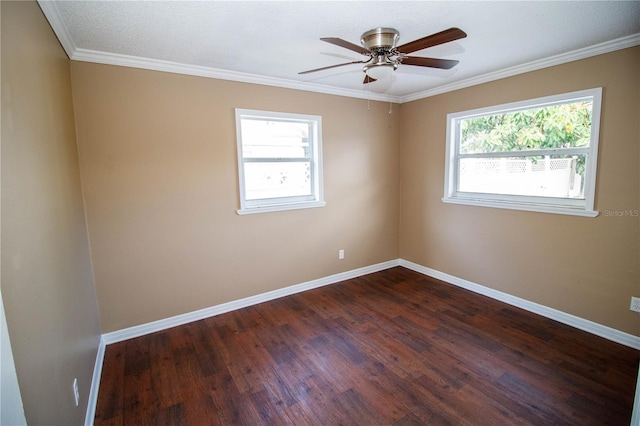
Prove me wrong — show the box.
[364,60,397,80]
[364,63,395,80]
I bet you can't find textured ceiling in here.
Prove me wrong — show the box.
[40,1,640,102]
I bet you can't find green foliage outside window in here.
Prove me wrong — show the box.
[460,102,593,153]
[460,101,593,177]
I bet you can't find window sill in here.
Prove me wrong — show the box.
[237,200,326,215]
[442,197,599,217]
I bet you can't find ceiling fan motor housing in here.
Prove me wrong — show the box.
[360,28,400,53]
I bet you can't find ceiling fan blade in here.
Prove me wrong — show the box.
[401,56,459,69]
[396,27,467,54]
[363,75,376,84]
[321,37,370,55]
[299,60,366,75]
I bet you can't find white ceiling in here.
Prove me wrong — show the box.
[39,1,640,103]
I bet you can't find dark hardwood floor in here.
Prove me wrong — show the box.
[95,267,639,425]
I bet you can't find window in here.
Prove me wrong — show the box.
[443,88,602,217]
[235,109,324,214]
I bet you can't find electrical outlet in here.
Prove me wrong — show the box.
[338,249,344,260]
[73,378,79,406]
[631,297,640,313]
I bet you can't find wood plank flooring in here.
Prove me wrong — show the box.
[95,267,639,425]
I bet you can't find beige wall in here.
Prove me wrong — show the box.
[71,48,639,337]
[1,1,102,424]
[70,62,400,332]
[400,47,640,336]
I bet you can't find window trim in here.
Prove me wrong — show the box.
[443,88,602,217]
[235,108,325,215]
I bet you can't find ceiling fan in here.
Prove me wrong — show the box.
[299,27,467,84]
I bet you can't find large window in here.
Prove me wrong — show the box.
[235,109,324,214]
[443,88,602,217]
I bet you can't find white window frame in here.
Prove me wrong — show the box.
[443,88,602,217]
[235,108,325,215]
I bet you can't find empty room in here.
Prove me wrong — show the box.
[2,1,639,425]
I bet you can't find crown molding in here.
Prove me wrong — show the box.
[71,48,401,103]
[38,0,638,104]
[400,33,640,103]
[37,0,76,59]
[65,33,640,104]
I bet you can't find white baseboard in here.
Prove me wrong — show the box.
[87,258,640,425]
[84,335,106,426]
[100,257,640,348]
[102,259,400,345]
[88,261,396,423]
[399,259,640,350]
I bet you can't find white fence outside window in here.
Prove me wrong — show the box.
[459,156,583,199]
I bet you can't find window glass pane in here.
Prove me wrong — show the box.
[241,119,310,159]
[244,162,311,200]
[460,101,593,154]
[458,154,586,199]
[235,108,324,214]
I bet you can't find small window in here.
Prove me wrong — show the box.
[235,109,325,214]
[443,88,602,217]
